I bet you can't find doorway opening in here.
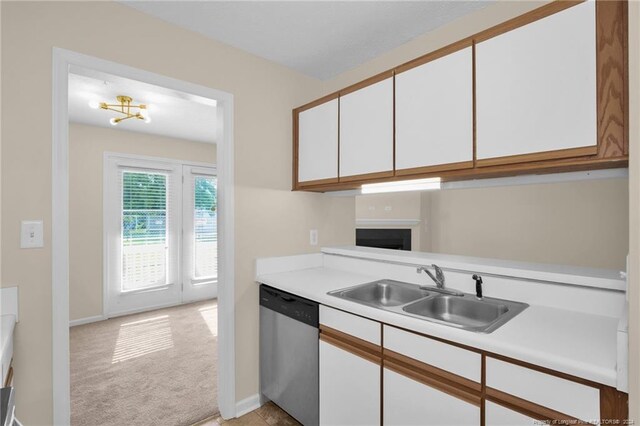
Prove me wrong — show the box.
[52,49,236,425]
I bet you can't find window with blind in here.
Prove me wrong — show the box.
[121,170,169,291]
[193,175,217,280]
[105,155,217,315]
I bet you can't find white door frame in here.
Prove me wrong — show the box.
[52,48,236,424]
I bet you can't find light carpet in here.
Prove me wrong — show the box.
[70,300,218,426]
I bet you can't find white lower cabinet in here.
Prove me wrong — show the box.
[383,368,480,426]
[319,340,380,426]
[485,401,538,426]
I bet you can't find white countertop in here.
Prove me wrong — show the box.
[257,267,619,387]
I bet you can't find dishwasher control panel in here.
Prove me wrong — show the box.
[260,285,319,327]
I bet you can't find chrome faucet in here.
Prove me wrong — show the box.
[417,264,464,296]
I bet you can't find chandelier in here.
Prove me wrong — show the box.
[89,95,151,125]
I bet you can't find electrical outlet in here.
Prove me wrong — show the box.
[21,220,44,248]
[310,229,318,246]
[384,206,392,211]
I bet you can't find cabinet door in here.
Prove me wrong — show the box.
[298,98,339,184]
[384,368,480,426]
[396,46,473,174]
[339,77,394,180]
[485,401,538,426]
[319,340,380,426]
[476,1,597,166]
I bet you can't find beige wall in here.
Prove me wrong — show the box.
[69,123,216,322]
[1,3,354,424]
[322,1,548,93]
[355,193,422,251]
[424,179,628,270]
[627,0,639,421]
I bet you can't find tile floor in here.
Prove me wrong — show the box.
[194,402,301,426]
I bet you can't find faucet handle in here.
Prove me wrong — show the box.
[472,274,483,299]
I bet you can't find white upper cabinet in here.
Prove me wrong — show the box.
[476,0,597,164]
[396,46,473,173]
[339,77,394,179]
[297,98,339,184]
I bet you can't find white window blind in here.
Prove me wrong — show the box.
[120,169,172,292]
[193,175,217,280]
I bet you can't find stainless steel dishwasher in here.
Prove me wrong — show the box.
[260,284,319,426]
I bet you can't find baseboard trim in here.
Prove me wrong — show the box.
[235,394,262,417]
[69,297,217,327]
[69,315,105,327]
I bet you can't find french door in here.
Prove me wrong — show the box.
[105,155,217,316]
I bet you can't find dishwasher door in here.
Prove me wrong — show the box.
[260,286,319,426]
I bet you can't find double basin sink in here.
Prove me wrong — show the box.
[328,279,528,333]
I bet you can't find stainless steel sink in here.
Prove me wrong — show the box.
[402,295,527,333]
[327,279,431,308]
[328,279,528,333]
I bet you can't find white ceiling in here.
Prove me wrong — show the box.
[68,66,217,144]
[121,1,492,80]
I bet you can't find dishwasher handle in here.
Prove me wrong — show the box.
[259,284,319,328]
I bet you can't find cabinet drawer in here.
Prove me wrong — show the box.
[384,367,480,426]
[320,305,380,345]
[383,325,480,383]
[486,357,600,421]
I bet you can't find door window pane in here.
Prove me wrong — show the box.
[194,176,217,280]
[121,171,168,291]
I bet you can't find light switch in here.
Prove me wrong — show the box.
[21,220,44,248]
[310,229,318,246]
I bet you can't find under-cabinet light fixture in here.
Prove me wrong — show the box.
[89,95,151,125]
[361,177,441,194]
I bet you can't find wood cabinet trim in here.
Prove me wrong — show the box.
[297,177,340,188]
[596,0,628,158]
[476,146,598,168]
[292,109,299,190]
[600,385,629,422]
[383,348,482,393]
[320,325,382,365]
[395,160,474,177]
[295,92,340,114]
[338,170,395,183]
[339,71,394,98]
[385,357,482,408]
[301,156,628,192]
[486,387,581,423]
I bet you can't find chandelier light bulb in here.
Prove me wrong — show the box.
[109,118,118,126]
[88,100,100,109]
